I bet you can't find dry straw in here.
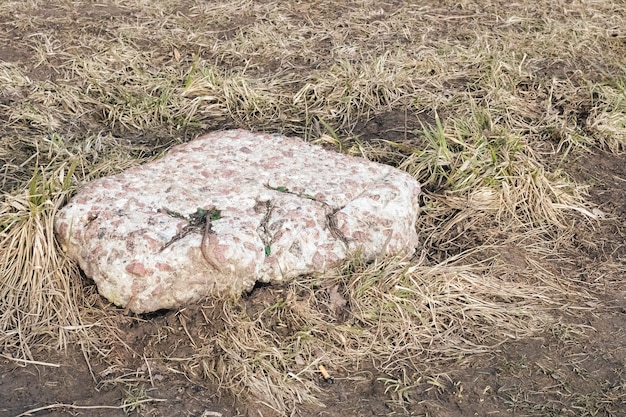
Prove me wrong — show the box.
[0,160,84,357]
[0,0,623,413]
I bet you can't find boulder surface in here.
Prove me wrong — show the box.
[55,130,420,313]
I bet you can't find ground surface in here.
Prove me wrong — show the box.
[1,1,625,416]
[2,152,624,417]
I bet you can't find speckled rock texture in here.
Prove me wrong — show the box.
[55,130,420,313]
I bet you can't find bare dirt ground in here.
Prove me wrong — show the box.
[1,1,625,416]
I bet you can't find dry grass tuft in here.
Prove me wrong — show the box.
[587,80,626,153]
[0,161,84,357]
[0,134,150,359]
[160,249,584,413]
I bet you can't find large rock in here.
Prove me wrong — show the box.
[55,130,420,313]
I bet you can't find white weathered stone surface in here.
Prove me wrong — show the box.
[55,130,420,313]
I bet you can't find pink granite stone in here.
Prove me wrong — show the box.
[55,130,420,313]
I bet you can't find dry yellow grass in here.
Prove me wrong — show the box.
[0,0,624,414]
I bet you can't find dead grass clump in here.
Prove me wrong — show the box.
[383,113,595,252]
[167,250,576,413]
[170,250,572,413]
[587,80,626,154]
[0,133,151,360]
[0,162,84,358]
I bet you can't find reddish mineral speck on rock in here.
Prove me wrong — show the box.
[125,261,148,277]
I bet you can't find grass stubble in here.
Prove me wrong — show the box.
[0,0,625,415]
